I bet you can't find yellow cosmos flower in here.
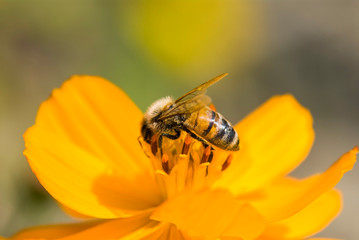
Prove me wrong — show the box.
[7,76,357,240]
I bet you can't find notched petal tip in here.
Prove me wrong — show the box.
[331,146,358,175]
[248,147,357,223]
[350,145,358,155]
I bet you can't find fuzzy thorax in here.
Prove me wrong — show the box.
[143,96,174,131]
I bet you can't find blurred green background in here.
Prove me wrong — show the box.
[0,0,358,238]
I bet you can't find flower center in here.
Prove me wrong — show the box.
[139,133,233,199]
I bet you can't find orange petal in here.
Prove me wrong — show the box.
[34,75,152,175]
[151,189,267,240]
[24,126,162,219]
[59,203,93,219]
[220,238,243,240]
[214,95,314,194]
[59,220,165,240]
[260,189,341,239]
[249,147,357,222]
[10,212,159,240]
[11,221,102,240]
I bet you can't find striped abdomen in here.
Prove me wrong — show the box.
[184,106,239,151]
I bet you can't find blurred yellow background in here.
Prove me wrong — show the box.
[0,0,358,238]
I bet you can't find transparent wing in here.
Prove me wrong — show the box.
[158,73,228,120]
[174,73,228,104]
[158,94,211,120]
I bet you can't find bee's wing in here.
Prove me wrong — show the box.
[158,73,228,120]
[158,94,211,120]
[174,73,228,104]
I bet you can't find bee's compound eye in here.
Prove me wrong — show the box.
[141,123,153,143]
[141,123,146,136]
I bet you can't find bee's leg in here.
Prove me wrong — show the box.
[138,136,151,158]
[182,127,214,163]
[158,130,181,156]
[182,127,214,150]
[137,136,143,148]
[162,130,181,140]
[182,128,201,142]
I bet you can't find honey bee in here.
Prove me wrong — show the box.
[141,73,239,151]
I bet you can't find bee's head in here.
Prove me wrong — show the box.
[140,119,152,143]
[141,96,174,143]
